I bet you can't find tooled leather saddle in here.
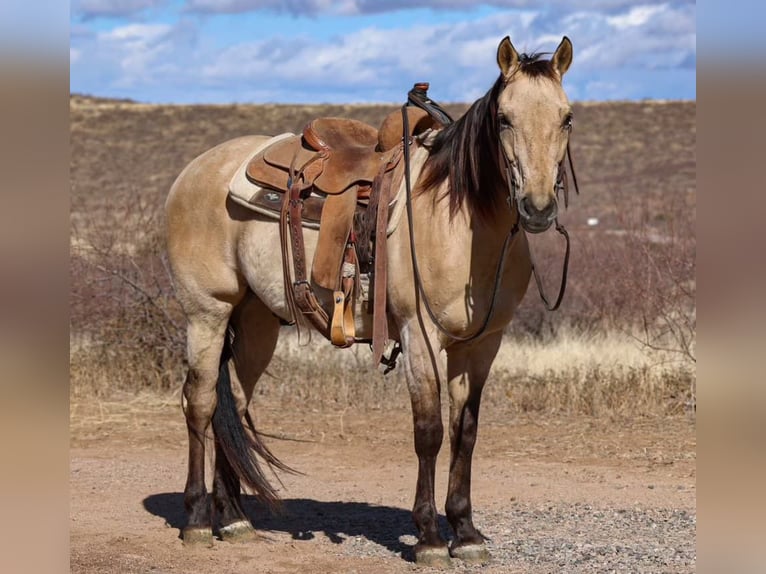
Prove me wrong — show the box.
[239,83,452,365]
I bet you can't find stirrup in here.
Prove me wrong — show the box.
[330,290,355,348]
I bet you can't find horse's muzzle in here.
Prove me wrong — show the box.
[517,196,557,233]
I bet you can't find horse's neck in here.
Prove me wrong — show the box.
[422,180,512,249]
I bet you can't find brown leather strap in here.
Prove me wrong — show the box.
[341,242,357,345]
[279,181,299,329]
[312,187,358,290]
[370,153,399,364]
[286,178,330,337]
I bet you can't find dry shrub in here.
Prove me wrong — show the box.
[509,192,696,414]
[70,193,185,398]
[517,211,694,331]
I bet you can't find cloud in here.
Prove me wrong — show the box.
[607,4,666,30]
[184,0,694,17]
[70,21,199,94]
[200,11,536,101]
[568,3,695,70]
[70,2,695,102]
[197,3,694,101]
[74,0,168,19]
[186,0,355,15]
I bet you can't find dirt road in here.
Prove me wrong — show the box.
[70,397,695,573]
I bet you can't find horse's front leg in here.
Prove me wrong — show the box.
[444,332,503,564]
[401,322,451,567]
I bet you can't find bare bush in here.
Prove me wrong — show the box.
[70,193,186,397]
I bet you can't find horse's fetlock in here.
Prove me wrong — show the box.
[446,494,471,522]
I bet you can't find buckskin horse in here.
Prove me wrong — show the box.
[165,36,577,566]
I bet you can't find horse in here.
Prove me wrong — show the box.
[165,35,575,567]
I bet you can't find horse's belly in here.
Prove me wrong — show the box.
[237,219,374,338]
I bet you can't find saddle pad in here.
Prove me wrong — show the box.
[227,134,322,223]
[383,138,431,237]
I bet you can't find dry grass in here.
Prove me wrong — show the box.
[70,327,692,417]
[69,96,695,417]
[488,329,694,416]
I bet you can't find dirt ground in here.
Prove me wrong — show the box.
[70,397,696,573]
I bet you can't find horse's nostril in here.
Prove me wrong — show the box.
[521,197,556,218]
[541,201,557,219]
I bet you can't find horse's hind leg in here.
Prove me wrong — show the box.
[182,301,234,545]
[213,293,281,542]
[444,332,503,564]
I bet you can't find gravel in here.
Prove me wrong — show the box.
[337,502,696,572]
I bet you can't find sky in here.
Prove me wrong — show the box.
[69,1,696,104]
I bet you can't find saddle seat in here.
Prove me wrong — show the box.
[246,107,436,196]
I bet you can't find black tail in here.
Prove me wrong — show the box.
[211,327,294,509]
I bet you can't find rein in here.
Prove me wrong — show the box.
[401,103,519,343]
[501,149,574,312]
[400,91,579,342]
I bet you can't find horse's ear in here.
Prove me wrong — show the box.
[551,36,573,77]
[497,36,519,78]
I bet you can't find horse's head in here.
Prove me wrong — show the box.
[496,36,573,233]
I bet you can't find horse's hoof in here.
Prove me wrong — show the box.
[219,520,257,543]
[450,543,490,564]
[414,546,452,568]
[182,527,214,546]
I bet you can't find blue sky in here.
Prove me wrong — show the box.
[69,1,696,104]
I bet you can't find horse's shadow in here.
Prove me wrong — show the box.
[143,493,452,559]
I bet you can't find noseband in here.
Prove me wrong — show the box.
[399,89,579,343]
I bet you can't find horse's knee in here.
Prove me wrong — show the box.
[413,417,443,457]
[451,403,479,447]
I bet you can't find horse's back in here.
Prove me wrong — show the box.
[166,135,270,221]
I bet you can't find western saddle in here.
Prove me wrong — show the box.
[243,83,452,365]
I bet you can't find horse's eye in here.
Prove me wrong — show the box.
[498,114,512,130]
[563,114,573,131]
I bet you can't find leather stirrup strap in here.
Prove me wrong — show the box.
[280,180,300,330]
[287,179,331,337]
[371,163,395,364]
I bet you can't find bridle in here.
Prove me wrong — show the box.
[399,89,579,343]
[500,141,576,312]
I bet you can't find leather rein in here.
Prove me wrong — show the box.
[400,98,579,343]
